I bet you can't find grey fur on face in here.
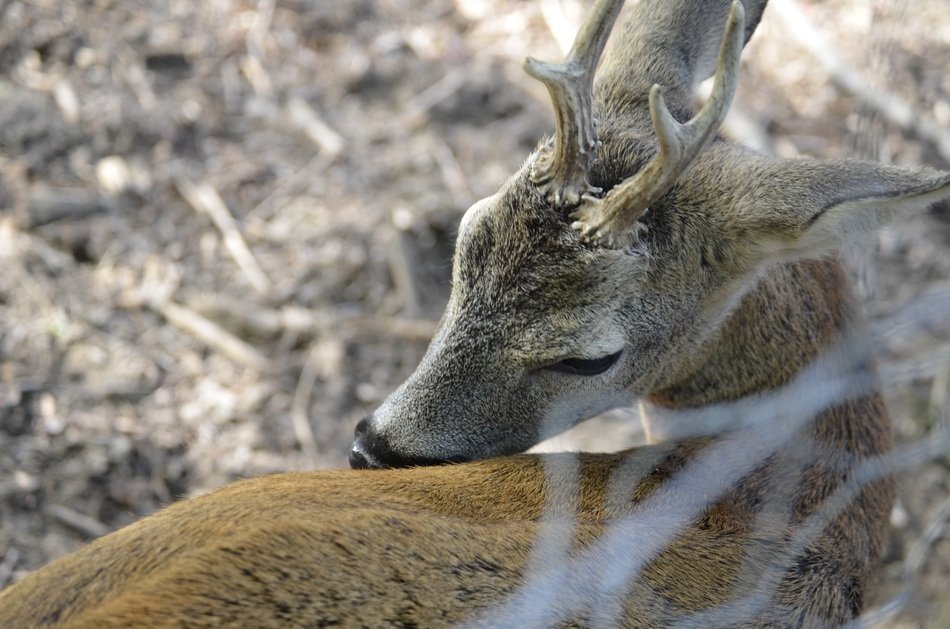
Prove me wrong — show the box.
[352,0,950,467]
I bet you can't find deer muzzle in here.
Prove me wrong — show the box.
[349,416,468,469]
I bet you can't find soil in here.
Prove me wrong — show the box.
[0,0,947,625]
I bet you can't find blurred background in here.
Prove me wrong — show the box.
[0,0,947,624]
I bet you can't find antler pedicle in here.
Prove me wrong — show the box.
[523,0,625,208]
[571,1,747,248]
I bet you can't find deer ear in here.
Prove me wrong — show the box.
[741,160,950,263]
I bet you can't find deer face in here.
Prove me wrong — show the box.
[350,161,741,468]
[349,0,950,469]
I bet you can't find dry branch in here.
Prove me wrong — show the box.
[428,135,473,206]
[290,346,322,467]
[26,187,112,228]
[185,294,438,342]
[404,70,468,124]
[342,314,438,340]
[155,299,271,371]
[286,97,345,157]
[45,504,109,539]
[176,177,272,295]
[387,227,423,318]
[245,153,335,224]
[0,548,19,591]
[243,0,276,98]
[120,259,270,370]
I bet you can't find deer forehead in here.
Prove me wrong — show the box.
[457,194,496,243]
[455,195,723,298]
[454,184,571,281]
[446,205,651,365]
[455,210,628,298]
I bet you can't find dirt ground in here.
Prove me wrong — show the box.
[0,0,947,625]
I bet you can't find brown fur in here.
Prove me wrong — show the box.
[0,436,891,627]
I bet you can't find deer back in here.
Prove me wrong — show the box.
[0,436,894,627]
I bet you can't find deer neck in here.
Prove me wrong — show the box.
[648,259,854,407]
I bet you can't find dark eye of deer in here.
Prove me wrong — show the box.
[547,351,622,376]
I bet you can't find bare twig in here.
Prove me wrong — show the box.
[387,225,423,318]
[26,187,113,228]
[176,177,271,295]
[0,217,76,273]
[156,299,271,371]
[117,45,156,110]
[242,0,275,97]
[335,314,437,340]
[0,548,20,590]
[928,366,949,420]
[772,0,950,162]
[53,79,80,125]
[245,0,275,63]
[245,153,335,225]
[45,504,109,539]
[290,346,322,467]
[123,261,269,370]
[286,97,345,157]
[185,294,437,342]
[240,54,273,98]
[404,69,468,124]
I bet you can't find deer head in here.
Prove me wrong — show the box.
[350,0,950,469]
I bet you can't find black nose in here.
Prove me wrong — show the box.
[348,416,458,470]
[353,416,370,439]
[348,442,371,469]
[349,417,380,469]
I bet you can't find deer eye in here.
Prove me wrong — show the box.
[546,351,622,376]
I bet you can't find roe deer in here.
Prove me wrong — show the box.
[2,0,949,627]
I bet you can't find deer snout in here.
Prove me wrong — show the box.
[349,417,386,469]
[350,416,456,469]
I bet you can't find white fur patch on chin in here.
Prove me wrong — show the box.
[531,407,642,453]
[536,390,634,443]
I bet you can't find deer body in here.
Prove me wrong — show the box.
[3,0,949,626]
[0,257,898,627]
[0,432,891,628]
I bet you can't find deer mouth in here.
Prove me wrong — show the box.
[349,417,471,470]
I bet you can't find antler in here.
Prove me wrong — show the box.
[571,0,746,248]
[523,0,625,208]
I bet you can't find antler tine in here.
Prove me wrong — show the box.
[523,0,625,208]
[572,0,747,248]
